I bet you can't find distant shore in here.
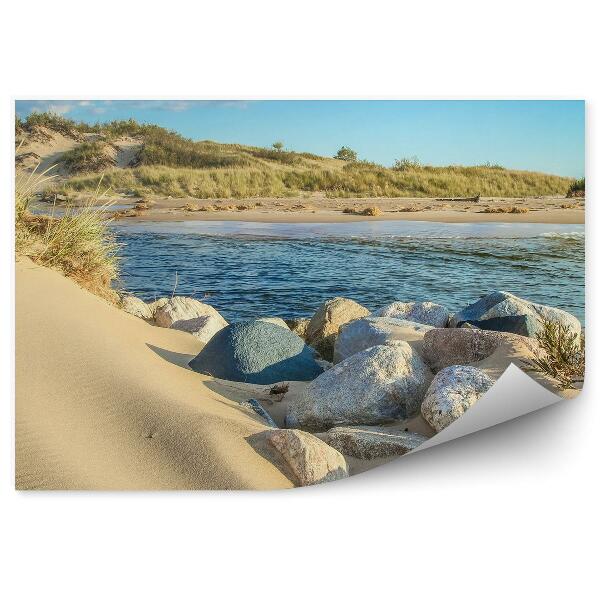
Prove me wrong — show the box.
[105,194,585,225]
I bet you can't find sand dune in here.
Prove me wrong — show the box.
[15,258,295,490]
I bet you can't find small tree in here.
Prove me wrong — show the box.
[335,146,357,162]
[272,141,284,152]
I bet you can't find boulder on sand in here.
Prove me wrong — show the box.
[325,426,428,459]
[120,295,153,320]
[333,316,433,363]
[154,296,227,329]
[422,327,538,373]
[264,428,349,486]
[305,297,371,361]
[421,365,494,432]
[373,301,450,327]
[458,314,539,338]
[189,320,324,384]
[171,314,227,344]
[287,342,432,430]
[450,291,581,338]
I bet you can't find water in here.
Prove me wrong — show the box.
[112,220,585,324]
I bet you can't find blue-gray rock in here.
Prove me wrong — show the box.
[450,291,581,338]
[459,315,538,338]
[189,321,324,384]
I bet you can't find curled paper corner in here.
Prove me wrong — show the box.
[411,364,567,453]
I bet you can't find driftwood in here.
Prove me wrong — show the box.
[436,194,481,203]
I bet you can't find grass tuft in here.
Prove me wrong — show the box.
[16,169,120,302]
[526,318,585,389]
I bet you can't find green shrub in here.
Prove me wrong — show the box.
[335,146,358,162]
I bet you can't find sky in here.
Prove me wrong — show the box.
[15,100,585,177]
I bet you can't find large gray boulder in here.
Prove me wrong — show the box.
[154,296,227,329]
[120,295,153,320]
[450,291,581,338]
[326,426,428,459]
[334,316,433,363]
[287,342,432,430]
[421,365,494,431]
[373,301,450,327]
[422,328,538,372]
[264,428,349,486]
[306,297,371,361]
[189,321,324,384]
[171,315,227,344]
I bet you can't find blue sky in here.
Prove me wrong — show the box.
[15,100,585,177]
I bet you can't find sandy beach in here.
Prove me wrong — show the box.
[106,194,584,224]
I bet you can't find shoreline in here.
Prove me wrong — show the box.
[103,194,585,225]
[119,208,584,225]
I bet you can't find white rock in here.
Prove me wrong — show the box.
[421,365,494,432]
[373,301,450,327]
[120,295,153,320]
[326,426,428,459]
[334,316,433,363]
[153,296,227,329]
[265,429,349,486]
[170,315,227,344]
[287,342,432,430]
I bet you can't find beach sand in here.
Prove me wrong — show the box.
[17,258,420,489]
[108,193,584,224]
[15,258,297,490]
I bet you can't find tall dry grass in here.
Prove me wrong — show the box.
[16,168,120,302]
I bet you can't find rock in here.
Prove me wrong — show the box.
[305,297,371,361]
[326,426,428,459]
[422,328,538,372]
[286,318,310,339]
[148,297,169,316]
[265,428,349,486]
[287,342,432,430]
[241,399,278,428]
[120,295,153,320]
[450,291,581,338]
[154,296,227,329]
[256,317,290,329]
[333,316,434,363]
[189,321,324,384]
[373,301,450,327]
[170,315,227,344]
[421,365,494,431]
[459,314,538,338]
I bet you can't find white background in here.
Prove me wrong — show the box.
[1,1,597,598]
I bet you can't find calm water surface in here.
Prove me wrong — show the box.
[112,220,585,323]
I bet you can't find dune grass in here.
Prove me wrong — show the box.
[567,177,585,197]
[62,141,116,174]
[54,162,572,200]
[21,112,575,199]
[526,318,585,389]
[15,168,120,301]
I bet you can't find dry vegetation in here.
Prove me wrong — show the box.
[482,206,530,214]
[343,206,383,216]
[15,168,120,302]
[18,113,576,201]
[526,318,585,389]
